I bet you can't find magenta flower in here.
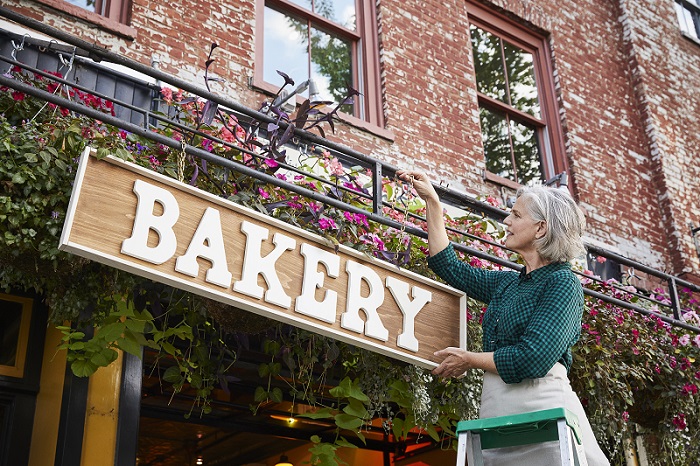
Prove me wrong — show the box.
[265,158,279,168]
[354,213,369,228]
[258,188,270,199]
[672,413,687,430]
[681,383,698,396]
[318,217,337,230]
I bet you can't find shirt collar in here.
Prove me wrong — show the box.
[519,261,570,281]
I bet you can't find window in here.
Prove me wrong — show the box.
[676,0,700,41]
[58,0,132,25]
[0,294,33,379]
[467,2,566,187]
[256,0,383,126]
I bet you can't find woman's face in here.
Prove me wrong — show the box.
[503,196,546,254]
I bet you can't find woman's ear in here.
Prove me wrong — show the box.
[535,220,547,239]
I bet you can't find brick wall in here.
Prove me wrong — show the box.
[4,0,699,280]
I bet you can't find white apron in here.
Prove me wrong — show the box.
[479,363,610,466]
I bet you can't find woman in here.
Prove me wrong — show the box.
[396,170,609,465]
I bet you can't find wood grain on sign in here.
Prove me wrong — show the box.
[59,148,466,368]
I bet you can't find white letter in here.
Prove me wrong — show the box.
[295,243,340,323]
[174,207,232,288]
[341,261,389,341]
[121,179,179,264]
[232,221,295,308]
[386,276,432,352]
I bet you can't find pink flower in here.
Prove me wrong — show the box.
[354,213,369,228]
[679,334,691,346]
[265,158,279,168]
[258,188,270,199]
[318,217,337,230]
[694,335,700,347]
[622,411,629,422]
[596,256,607,263]
[328,157,344,177]
[681,383,698,396]
[161,87,173,103]
[672,413,687,430]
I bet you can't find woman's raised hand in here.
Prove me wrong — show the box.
[396,169,439,202]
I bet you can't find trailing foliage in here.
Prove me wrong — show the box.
[2,63,700,465]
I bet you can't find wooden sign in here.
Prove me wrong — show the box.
[59,148,466,368]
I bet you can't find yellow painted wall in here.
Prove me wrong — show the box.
[28,326,67,466]
[80,351,123,466]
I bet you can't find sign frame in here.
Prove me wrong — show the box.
[59,147,466,369]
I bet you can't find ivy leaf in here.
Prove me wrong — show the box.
[253,386,268,402]
[270,387,283,403]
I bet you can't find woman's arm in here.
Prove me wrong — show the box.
[432,347,498,377]
[396,170,449,255]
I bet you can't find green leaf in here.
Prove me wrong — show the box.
[253,386,268,402]
[162,365,183,383]
[97,322,126,343]
[116,335,142,358]
[270,387,283,403]
[71,358,99,377]
[298,408,335,420]
[334,413,363,431]
[342,398,368,419]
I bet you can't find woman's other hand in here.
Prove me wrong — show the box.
[432,347,470,378]
[432,348,498,378]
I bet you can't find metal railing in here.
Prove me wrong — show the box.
[1,6,699,333]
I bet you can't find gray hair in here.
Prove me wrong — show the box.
[516,186,586,263]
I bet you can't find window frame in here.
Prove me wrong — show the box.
[254,0,385,131]
[676,0,700,43]
[36,0,135,38]
[0,294,33,379]
[466,1,567,189]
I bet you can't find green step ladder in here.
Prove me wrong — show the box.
[455,407,588,466]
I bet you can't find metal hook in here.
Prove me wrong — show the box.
[58,46,77,73]
[10,34,29,60]
[38,39,58,53]
[6,34,29,74]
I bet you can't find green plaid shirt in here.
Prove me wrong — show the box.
[427,245,583,384]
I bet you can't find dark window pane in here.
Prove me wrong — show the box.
[511,120,542,185]
[503,41,541,118]
[0,300,23,367]
[480,107,514,180]
[264,7,310,88]
[470,25,507,103]
[310,27,353,111]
